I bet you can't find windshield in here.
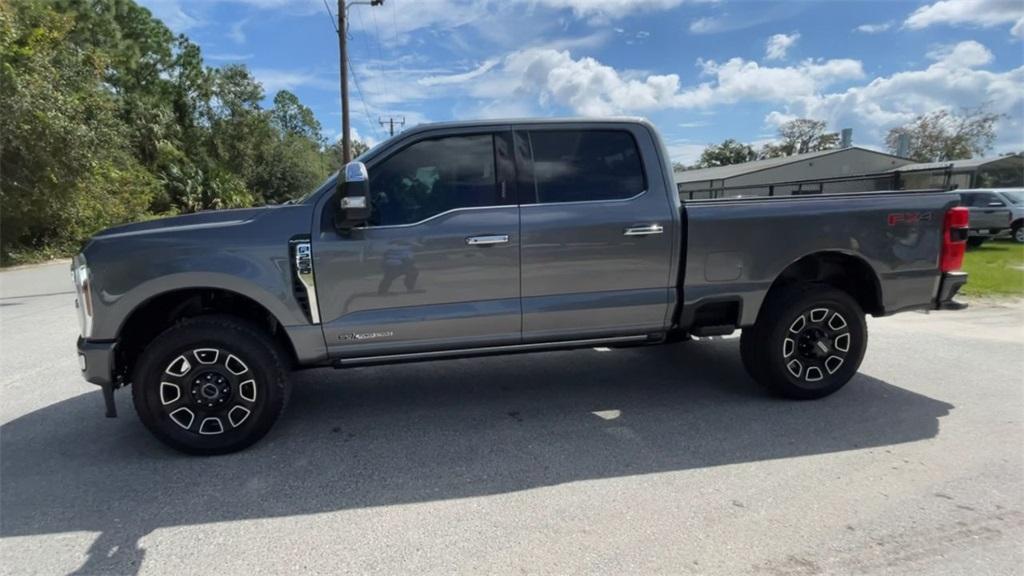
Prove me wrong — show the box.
[1000,190,1024,206]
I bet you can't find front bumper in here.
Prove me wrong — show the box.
[935,271,968,310]
[77,337,120,417]
[77,337,117,387]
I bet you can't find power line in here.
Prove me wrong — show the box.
[369,3,386,64]
[350,5,389,140]
[347,51,384,140]
[321,0,338,33]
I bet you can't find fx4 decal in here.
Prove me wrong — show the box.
[887,212,933,227]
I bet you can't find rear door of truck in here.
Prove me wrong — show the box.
[515,123,677,341]
[961,191,1011,232]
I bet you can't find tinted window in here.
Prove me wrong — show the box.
[963,192,1004,207]
[983,193,1006,206]
[961,193,986,207]
[368,134,497,226]
[527,130,645,203]
[1002,191,1024,206]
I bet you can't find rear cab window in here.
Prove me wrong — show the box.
[519,129,646,204]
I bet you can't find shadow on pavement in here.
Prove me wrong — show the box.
[0,339,953,575]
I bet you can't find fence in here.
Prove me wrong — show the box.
[678,167,953,201]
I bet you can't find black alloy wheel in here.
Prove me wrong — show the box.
[132,316,289,454]
[741,284,867,399]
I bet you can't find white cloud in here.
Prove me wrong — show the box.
[252,69,335,93]
[664,141,706,165]
[349,127,380,148]
[137,0,204,32]
[926,40,994,68]
[228,18,249,44]
[419,59,500,87]
[689,16,724,34]
[854,21,893,34]
[206,53,255,61]
[696,57,864,105]
[347,38,1020,155]
[413,48,864,116]
[764,110,798,128]
[765,33,799,61]
[765,41,1023,149]
[496,48,688,115]
[904,0,1024,38]
[532,0,686,19]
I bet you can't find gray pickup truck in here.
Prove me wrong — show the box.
[74,118,970,454]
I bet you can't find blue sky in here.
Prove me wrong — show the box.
[138,0,1023,164]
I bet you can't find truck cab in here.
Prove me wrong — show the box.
[311,120,679,359]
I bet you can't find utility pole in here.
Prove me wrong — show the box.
[336,0,384,164]
[378,115,405,137]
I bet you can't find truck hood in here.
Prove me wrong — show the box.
[91,206,276,240]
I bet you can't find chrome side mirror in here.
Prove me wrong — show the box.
[337,161,371,231]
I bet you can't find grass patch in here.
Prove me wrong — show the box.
[961,241,1024,296]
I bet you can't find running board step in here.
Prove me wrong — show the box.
[690,324,736,337]
[334,334,658,368]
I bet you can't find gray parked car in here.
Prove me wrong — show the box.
[952,188,1015,246]
[989,189,1024,243]
[73,118,970,454]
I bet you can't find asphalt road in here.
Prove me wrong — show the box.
[1,261,1022,575]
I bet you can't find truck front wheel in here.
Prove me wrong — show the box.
[740,284,867,399]
[131,316,290,454]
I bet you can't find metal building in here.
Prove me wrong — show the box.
[891,154,1024,190]
[675,147,913,200]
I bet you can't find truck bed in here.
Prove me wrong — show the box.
[679,189,960,329]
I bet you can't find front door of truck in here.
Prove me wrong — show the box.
[313,130,520,358]
[515,125,676,341]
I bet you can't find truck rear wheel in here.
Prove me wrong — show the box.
[131,316,290,454]
[740,284,867,399]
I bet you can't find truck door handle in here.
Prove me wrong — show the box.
[466,234,509,246]
[624,224,664,236]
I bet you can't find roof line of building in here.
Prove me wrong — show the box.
[674,146,910,183]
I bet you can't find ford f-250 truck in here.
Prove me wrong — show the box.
[73,118,970,454]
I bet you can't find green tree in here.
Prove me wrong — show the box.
[696,139,757,168]
[760,118,840,158]
[271,90,323,142]
[0,1,156,263]
[0,0,348,263]
[885,107,1001,162]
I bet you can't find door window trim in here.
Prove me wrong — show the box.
[353,203,518,230]
[518,190,647,209]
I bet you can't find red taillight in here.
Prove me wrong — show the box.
[941,206,969,272]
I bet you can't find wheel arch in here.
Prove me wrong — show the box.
[116,287,300,382]
[762,250,884,319]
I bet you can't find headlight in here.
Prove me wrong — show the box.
[72,256,94,338]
